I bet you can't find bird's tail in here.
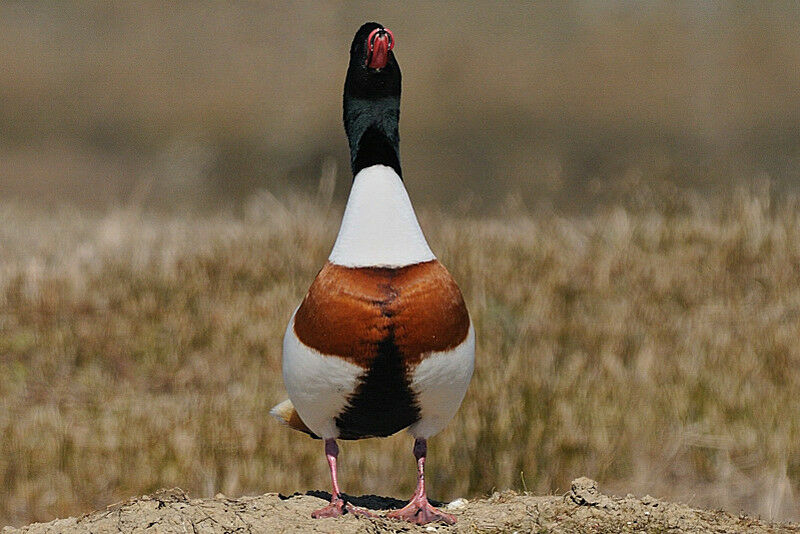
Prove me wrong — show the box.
[269,399,319,438]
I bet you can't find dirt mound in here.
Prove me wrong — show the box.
[4,478,797,533]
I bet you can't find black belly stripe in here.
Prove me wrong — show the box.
[334,327,420,440]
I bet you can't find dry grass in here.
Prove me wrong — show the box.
[3,3,799,529]
[1,189,799,527]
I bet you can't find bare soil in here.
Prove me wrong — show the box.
[4,478,797,534]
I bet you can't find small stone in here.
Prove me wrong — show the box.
[570,477,601,506]
[426,527,437,532]
[446,498,469,511]
[215,493,227,500]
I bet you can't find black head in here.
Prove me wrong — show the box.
[347,22,400,94]
[343,22,402,178]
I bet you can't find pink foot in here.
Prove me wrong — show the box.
[311,497,374,519]
[311,439,374,519]
[387,496,456,525]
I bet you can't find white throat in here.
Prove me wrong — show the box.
[328,165,435,268]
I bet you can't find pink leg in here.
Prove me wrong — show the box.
[387,439,456,525]
[311,439,373,519]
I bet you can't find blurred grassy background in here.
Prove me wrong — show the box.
[2,194,800,526]
[2,1,800,528]
[2,2,799,212]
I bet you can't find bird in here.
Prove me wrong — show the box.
[270,22,474,526]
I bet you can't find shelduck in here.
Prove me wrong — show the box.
[270,22,474,526]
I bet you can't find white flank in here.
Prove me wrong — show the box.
[282,311,363,439]
[408,323,475,439]
[328,164,435,268]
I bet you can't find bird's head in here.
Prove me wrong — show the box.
[343,22,402,178]
[345,22,401,100]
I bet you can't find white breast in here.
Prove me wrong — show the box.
[328,164,435,268]
[408,323,475,439]
[281,311,363,439]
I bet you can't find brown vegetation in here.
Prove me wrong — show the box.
[2,189,799,527]
[2,5,800,528]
